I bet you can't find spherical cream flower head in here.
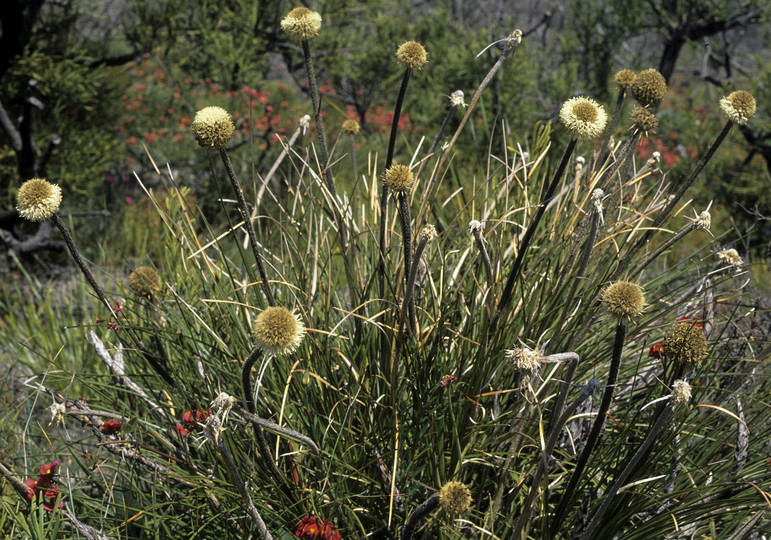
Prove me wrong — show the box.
[253,306,305,356]
[601,281,645,321]
[468,220,484,236]
[192,106,234,150]
[128,266,161,298]
[384,164,415,194]
[615,69,636,90]
[630,106,659,136]
[341,119,360,135]
[631,69,667,107]
[671,379,692,404]
[396,41,427,70]
[664,321,707,369]
[449,90,466,108]
[719,90,756,125]
[559,97,608,140]
[439,481,472,514]
[16,178,62,221]
[280,7,322,41]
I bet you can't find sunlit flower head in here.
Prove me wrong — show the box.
[128,266,161,298]
[384,163,415,194]
[439,481,472,514]
[719,90,756,125]
[601,281,645,321]
[396,41,428,69]
[664,321,707,369]
[341,119,360,135]
[253,306,305,356]
[672,379,692,404]
[559,97,608,140]
[630,106,659,136]
[16,178,62,221]
[449,90,466,108]
[716,248,743,269]
[280,7,322,41]
[506,346,543,377]
[192,106,234,150]
[631,69,667,107]
[420,224,437,243]
[614,69,636,90]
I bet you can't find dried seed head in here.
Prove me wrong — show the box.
[505,346,543,377]
[439,481,472,514]
[693,210,711,231]
[341,119,360,135]
[420,224,437,243]
[504,29,523,49]
[559,97,608,140]
[719,90,756,125]
[630,106,659,136]
[615,69,636,90]
[671,379,692,404]
[128,266,161,299]
[664,322,707,369]
[468,220,484,236]
[192,106,234,150]
[601,281,645,321]
[16,178,62,221]
[299,115,311,129]
[575,155,585,172]
[253,306,305,356]
[716,248,743,268]
[384,164,415,194]
[631,69,667,107]
[449,90,466,108]
[395,41,427,69]
[280,7,322,41]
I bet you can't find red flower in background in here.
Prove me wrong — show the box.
[295,515,342,539]
[101,419,122,435]
[176,408,211,438]
[25,460,63,511]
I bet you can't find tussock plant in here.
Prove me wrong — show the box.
[3,19,771,540]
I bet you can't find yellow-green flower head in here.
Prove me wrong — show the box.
[559,97,608,140]
[384,164,415,194]
[615,69,636,90]
[671,379,692,404]
[719,90,756,125]
[16,178,62,222]
[253,306,305,356]
[601,281,645,321]
[396,41,428,70]
[280,7,322,41]
[192,106,234,150]
[341,119,360,135]
[631,69,667,107]
[664,321,707,369]
[630,106,659,136]
[439,481,472,514]
[128,266,161,299]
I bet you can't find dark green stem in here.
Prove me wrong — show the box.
[402,493,439,540]
[397,191,416,336]
[219,148,275,306]
[550,319,627,537]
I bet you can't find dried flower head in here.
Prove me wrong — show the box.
[664,322,707,369]
[299,114,311,129]
[128,266,161,298]
[615,69,636,90]
[468,220,484,236]
[420,224,437,243]
[203,411,224,444]
[16,178,62,221]
[631,106,659,136]
[439,481,472,514]
[49,402,65,427]
[504,29,523,49]
[601,281,645,321]
[631,69,667,107]
[575,155,586,172]
[253,306,305,356]
[384,164,415,194]
[671,379,692,404]
[591,188,606,224]
[559,97,608,140]
[687,203,712,232]
[719,90,756,125]
[341,119,360,135]
[280,7,322,41]
[192,106,234,150]
[396,41,428,69]
[506,346,544,377]
[716,248,743,268]
[450,90,466,108]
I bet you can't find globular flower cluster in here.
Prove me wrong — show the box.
[601,281,645,321]
[384,164,415,194]
[253,306,305,356]
[341,119,360,135]
[559,97,607,141]
[614,69,636,90]
[175,408,212,438]
[16,178,62,222]
[719,90,756,125]
[649,317,707,369]
[25,460,62,512]
[192,106,234,150]
[396,41,428,69]
[506,346,544,378]
[631,69,667,108]
[128,266,161,299]
[630,106,659,136]
[295,515,342,539]
[439,481,472,514]
[281,7,322,42]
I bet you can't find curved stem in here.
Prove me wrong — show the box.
[402,493,439,540]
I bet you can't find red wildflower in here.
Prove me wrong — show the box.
[439,375,458,387]
[648,340,665,359]
[25,460,62,511]
[295,515,341,539]
[175,423,190,437]
[176,409,211,437]
[101,419,122,434]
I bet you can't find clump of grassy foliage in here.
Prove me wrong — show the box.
[1,9,769,540]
